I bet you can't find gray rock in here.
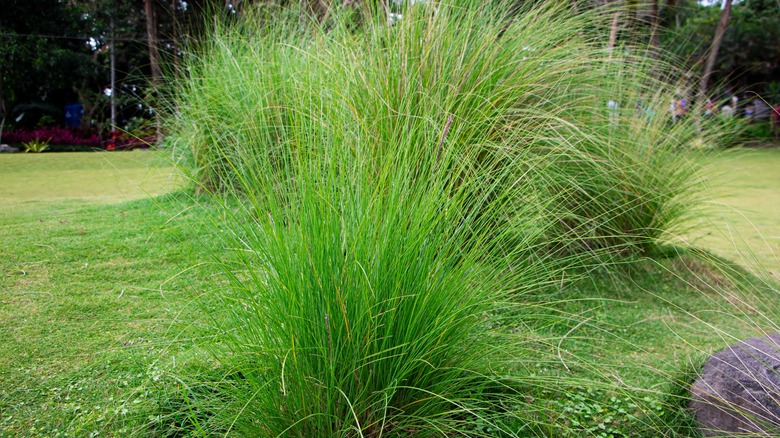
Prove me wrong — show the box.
[690,333,780,436]
[0,144,19,153]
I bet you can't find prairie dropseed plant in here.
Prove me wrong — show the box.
[164,1,730,435]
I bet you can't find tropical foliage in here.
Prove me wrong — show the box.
[22,138,50,153]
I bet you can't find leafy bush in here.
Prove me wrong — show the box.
[105,117,158,150]
[22,138,50,153]
[743,120,774,141]
[164,1,725,435]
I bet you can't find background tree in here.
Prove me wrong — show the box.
[2,0,778,138]
[145,0,163,85]
[0,0,229,136]
[0,0,97,128]
[664,0,780,99]
[699,0,732,98]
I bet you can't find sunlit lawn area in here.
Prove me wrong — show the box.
[0,152,200,435]
[16,148,772,277]
[0,152,182,208]
[680,148,780,279]
[0,149,778,435]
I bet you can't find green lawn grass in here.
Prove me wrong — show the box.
[0,152,182,209]
[0,152,205,435]
[0,193,223,435]
[678,148,780,279]
[0,149,778,435]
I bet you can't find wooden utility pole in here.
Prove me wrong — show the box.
[110,15,116,130]
[0,70,6,145]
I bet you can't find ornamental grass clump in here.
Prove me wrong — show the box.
[164,1,721,435]
[535,63,708,256]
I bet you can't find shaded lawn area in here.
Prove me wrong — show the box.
[0,150,778,435]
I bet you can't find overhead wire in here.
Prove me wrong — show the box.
[0,32,173,44]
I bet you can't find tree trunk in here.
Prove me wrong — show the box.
[170,0,178,74]
[649,0,660,51]
[699,0,733,98]
[145,0,162,86]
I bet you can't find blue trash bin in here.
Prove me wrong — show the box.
[64,103,84,128]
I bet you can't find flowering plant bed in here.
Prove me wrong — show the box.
[3,126,103,148]
[2,126,156,151]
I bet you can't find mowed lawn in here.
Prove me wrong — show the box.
[0,148,778,435]
[0,151,182,208]
[680,148,780,279]
[3,149,777,275]
[0,152,203,435]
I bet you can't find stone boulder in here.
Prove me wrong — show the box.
[0,144,19,153]
[690,333,780,436]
